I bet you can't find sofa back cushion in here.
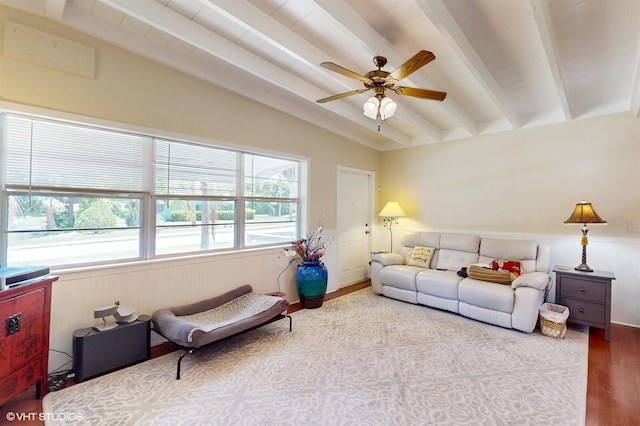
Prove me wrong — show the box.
[401,232,441,268]
[402,232,441,248]
[434,234,481,271]
[436,249,479,271]
[478,238,538,274]
[440,233,481,253]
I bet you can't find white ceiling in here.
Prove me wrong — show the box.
[2,0,640,151]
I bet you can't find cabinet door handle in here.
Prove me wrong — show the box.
[579,287,585,292]
[6,313,21,336]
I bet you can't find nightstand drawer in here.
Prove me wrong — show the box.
[560,298,605,324]
[559,277,605,302]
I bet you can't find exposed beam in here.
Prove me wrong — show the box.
[416,0,520,129]
[45,0,66,21]
[199,0,435,145]
[313,0,477,138]
[631,30,640,117]
[99,0,410,146]
[530,0,572,121]
[60,2,397,149]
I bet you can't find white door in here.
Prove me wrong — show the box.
[337,167,373,287]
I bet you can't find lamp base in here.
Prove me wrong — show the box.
[575,263,593,273]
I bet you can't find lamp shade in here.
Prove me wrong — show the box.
[363,97,397,120]
[564,201,607,225]
[379,201,405,218]
[379,97,397,119]
[363,97,379,119]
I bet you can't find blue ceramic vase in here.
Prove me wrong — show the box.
[296,261,328,309]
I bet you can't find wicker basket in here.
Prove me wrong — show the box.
[539,303,570,339]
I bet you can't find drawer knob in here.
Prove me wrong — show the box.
[579,287,585,292]
[579,308,585,313]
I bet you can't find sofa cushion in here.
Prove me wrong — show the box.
[459,278,515,313]
[407,246,435,267]
[401,233,441,268]
[379,265,422,291]
[403,232,441,249]
[479,238,537,274]
[416,270,462,300]
[440,233,480,252]
[436,249,479,271]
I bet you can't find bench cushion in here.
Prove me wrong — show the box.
[152,285,289,348]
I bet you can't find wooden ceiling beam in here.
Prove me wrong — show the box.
[530,0,573,121]
[416,0,520,129]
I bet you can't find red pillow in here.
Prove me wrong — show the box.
[491,259,521,280]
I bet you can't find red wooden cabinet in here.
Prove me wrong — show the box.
[0,276,57,406]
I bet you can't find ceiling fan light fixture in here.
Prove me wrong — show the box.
[363,97,379,119]
[363,96,397,121]
[380,97,397,119]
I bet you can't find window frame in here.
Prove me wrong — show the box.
[0,109,306,269]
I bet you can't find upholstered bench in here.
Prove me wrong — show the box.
[152,285,291,379]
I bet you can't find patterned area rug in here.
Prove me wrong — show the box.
[43,288,588,425]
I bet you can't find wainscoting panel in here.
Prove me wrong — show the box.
[47,246,329,373]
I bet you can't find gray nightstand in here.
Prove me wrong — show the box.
[553,267,615,341]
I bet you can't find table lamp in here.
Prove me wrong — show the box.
[564,201,606,272]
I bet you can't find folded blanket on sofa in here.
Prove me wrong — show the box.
[467,264,512,285]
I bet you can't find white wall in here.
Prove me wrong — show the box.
[376,115,640,328]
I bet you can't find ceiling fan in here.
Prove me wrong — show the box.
[316,50,446,131]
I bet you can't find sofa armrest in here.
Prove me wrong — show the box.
[371,252,406,266]
[511,272,551,291]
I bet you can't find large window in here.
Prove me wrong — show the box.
[1,113,303,268]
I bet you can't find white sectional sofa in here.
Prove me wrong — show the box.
[370,232,552,333]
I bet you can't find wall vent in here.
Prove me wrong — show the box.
[3,21,96,78]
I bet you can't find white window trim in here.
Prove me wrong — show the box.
[0,103,309,270]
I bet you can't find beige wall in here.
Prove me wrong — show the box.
[378,115,640,328]
[379,114,639,237]
[0,6,380,371]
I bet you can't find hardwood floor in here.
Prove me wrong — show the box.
[586,324,640,425]
[2,281,638,425]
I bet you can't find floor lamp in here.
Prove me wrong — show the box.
[564,200,607,272]
[379,201,405,252]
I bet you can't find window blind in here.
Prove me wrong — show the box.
[4,115,150,193]
[154,139,239,197]
[244,153,299,198]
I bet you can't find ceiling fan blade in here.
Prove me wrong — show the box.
[320,62,372,84]
[393,86,447,101]
[316,89,370,103]
[387,50,436,82]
